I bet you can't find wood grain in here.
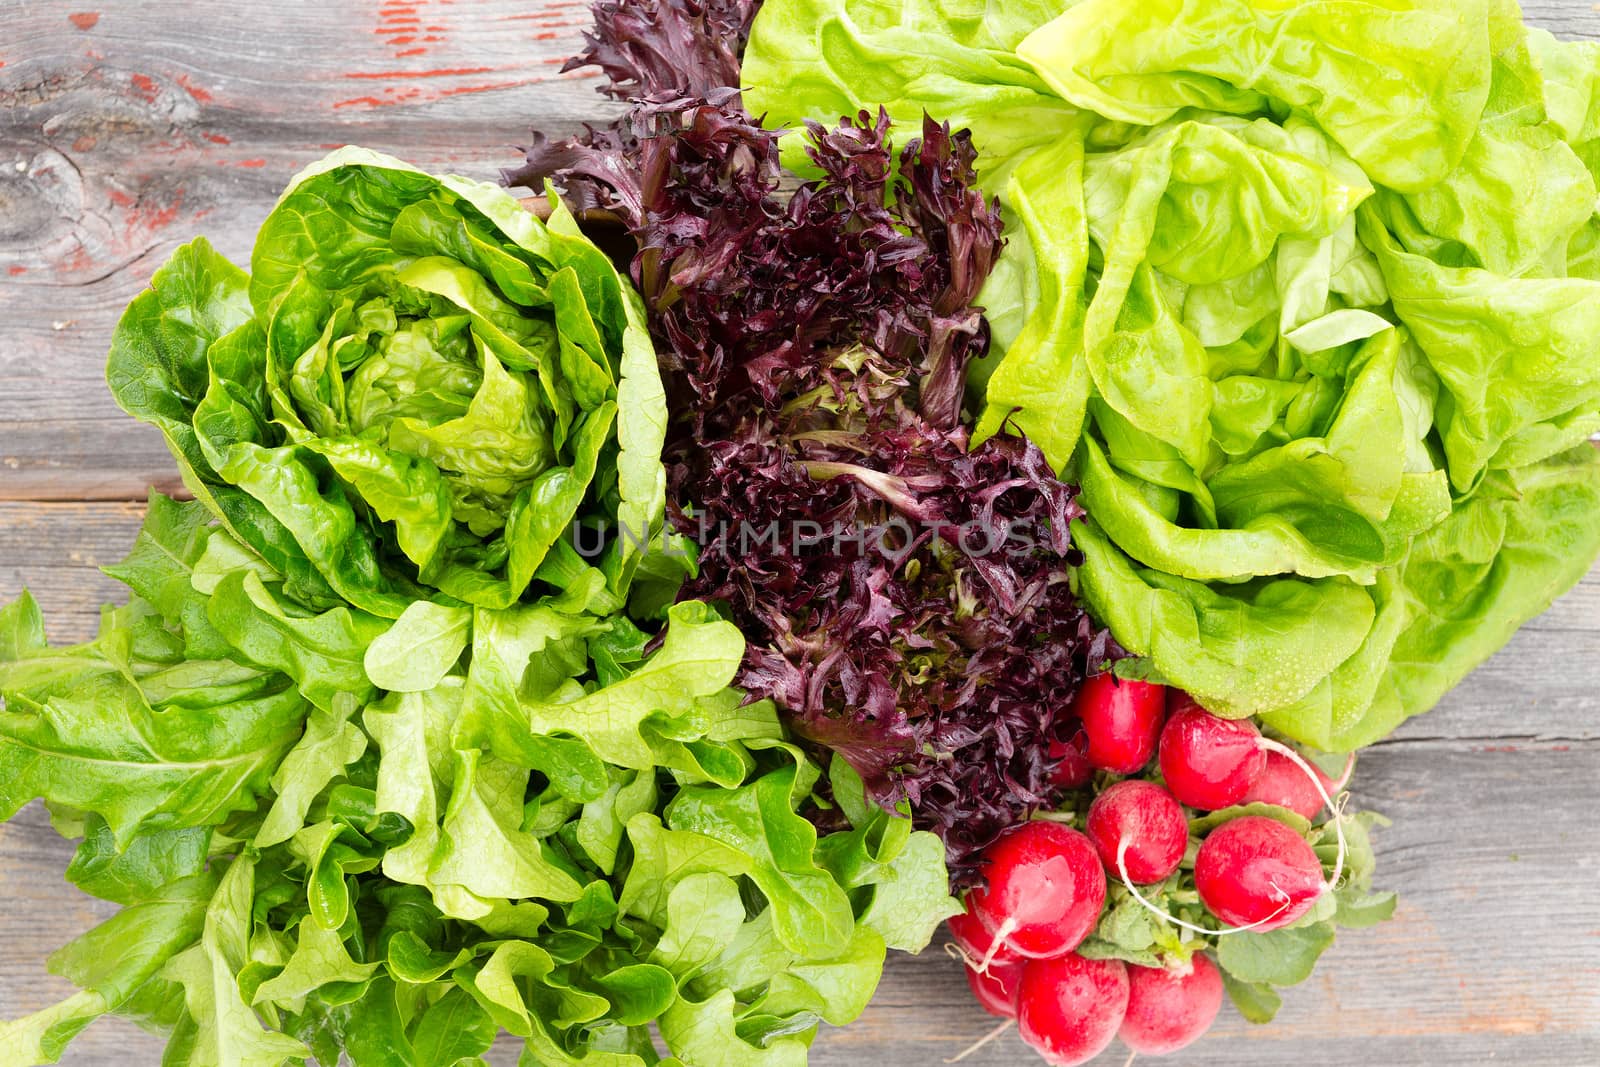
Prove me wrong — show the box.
[3,1,1600,1065]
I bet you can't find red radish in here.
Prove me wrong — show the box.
[965,958,1025,1019]
[1085,780,1188,885]
[1017,954,1130,1066]
[1195,816,1324,930]
[948,907,1021,968]
[1241,748,1353,820]
[1158,703,1266,811]
[1120,955,1224,1055]
[969,822,1107,961]
[1075,674,1166,774]
[1240,749,1331,819]
[1048,724,1094,789]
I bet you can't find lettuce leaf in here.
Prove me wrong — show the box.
[109,151,667,618]
[0,495,956,1066]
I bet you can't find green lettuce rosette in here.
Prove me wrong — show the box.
[109,148,667,617]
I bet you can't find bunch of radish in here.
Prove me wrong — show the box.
[947,678,1357,1065]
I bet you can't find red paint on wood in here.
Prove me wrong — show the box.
[518,13,586,25]
[436,77,541,98]
[333,73,542,109]
[319,142,349,149]
[72,135,97,152]
[176,75,213,103]
[202,132,231,145]
[425,24,449,32]
[342,65,493,79]
[62,244,94,273]
[7,266,26,276]
[130,73,159,102]
[127,192,184,237]
[534,31,558,41]
[68,12,100,30]
[500,11,586,21]
[396,47,428,57]
[107,188,133,207]
[234,159,267,168]
[389,35,417,44]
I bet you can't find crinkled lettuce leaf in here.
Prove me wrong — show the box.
[0,496,955,1066]
[109,150,667,618]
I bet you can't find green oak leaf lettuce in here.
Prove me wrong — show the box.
[0,493,955,1066]
[745,0,1600,747]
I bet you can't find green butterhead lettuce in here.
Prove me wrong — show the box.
[745,0,1600,747]
[108,148,667,617]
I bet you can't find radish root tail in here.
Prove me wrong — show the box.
[944,941,979,969]
[1115,839,1293,936]
[944,1019,1013,1064]
[974,917,1018,975]
[1256,737,1349,893]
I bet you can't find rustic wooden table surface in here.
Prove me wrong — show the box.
[3,2,1600,1064]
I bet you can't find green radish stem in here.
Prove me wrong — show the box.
[1115,737,1350,934]
[1330,751,1357,793]
[944,1019,1014,1064]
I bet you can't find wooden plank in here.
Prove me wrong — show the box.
[1525,0,1600,38]
[3,1,1600,1064]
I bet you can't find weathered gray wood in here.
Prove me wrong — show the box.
[4,0,1600,1064]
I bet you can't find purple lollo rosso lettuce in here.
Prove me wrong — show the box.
[511,0,1121,882]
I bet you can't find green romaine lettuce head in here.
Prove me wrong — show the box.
[0,498,957,1067]
[745,0,1600,748]
[107,148,667,619]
